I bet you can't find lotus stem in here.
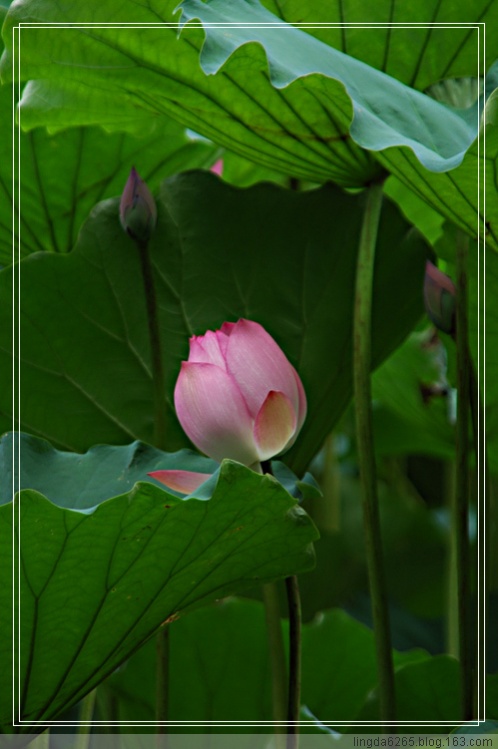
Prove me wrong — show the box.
[261,459,301,746]
[137,239,167,451]
[156,627,170,738]
[74,689,96,749]
[445,460,459,659]
[466,233,488,716]
[454,231,473,720]
[353,181,396,728]
[262,581,288,746]
[316,433,341,532]
[285,574,302,749]
[469,355,487,716]
[136,237,170,733]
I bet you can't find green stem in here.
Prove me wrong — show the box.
[262,581,287,746]
[315,433,341,532]
[285,574,302,749]
[454,231,473,721]
[137,239,167,451]
[261,460,301,745]
[74,689,96,749]
[469,357,487,717]
[445,460,459,659]
[136,238,170,733]
[353,181,396,728]
[156,627,170,737]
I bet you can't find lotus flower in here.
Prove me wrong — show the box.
[150,319,307,494]
[423,260,456,336]
[119,167,157,242]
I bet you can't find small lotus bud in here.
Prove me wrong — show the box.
[423,260,456,336]
[119,167,157,242]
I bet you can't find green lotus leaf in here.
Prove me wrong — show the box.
[0,434,318,730]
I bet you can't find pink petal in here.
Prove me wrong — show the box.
[218,322,235,356]
[188,330,227,370]
[148,470,212,494]
[226,319,300,417]
[220,321,236,336]
[253,390,297,461]
[211,159,224,176]
[174,362,259,464]
[292,367,307,432]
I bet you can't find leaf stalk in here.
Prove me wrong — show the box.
[353,181,397,728]
[135,237,169,732]
[137,239,167,451]
[75,689,96,749]
[454,231,473,720]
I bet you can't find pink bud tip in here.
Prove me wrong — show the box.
[423,261,456,336]
[119,167,157,242]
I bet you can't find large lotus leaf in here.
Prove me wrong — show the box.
[98,599,273,729]
[355,655,461,730]
[175,0,479,172]
[175,2,497,249]
[97,598,427,729]
[360,667,498,732]
[0,432,218,508]
[0,0,484,191]
[261,0,497,92]
[0,173,429,475]
[0,86,219,265]
[376,85,498,252]
[0,439,317,730]
[99,596,427,732]
[384,175,445,247]
[301,608,428,730]
[0,432,317,508]
[0,0,376,187]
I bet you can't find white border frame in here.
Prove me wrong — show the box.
[10,15,487,732]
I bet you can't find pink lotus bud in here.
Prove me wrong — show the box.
[211,159,224,176]
[149,320,307,494]
[423,261,456,336]
[119,167,157,242]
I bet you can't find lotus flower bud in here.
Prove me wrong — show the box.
[149,319,307,494]
[423,261,456,336]
[119,167,157,242]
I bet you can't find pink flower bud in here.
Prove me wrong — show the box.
[149,320,307,494]
[177,318,307,463]
[119,167,157,242]
[423,261,456,336]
